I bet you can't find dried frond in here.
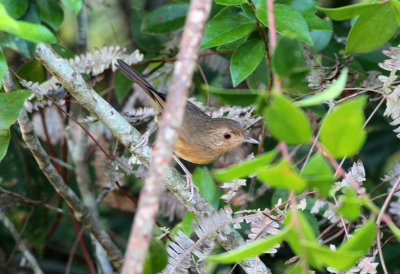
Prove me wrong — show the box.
[122,107,156,125]
[220,179,247,203]
[199,49,230,73]
[379,45,400,138]
[382,163,400,221]
[246,211,282,254]
[333,160,366,194]
[159,192,187,222]
[31,106,65,145]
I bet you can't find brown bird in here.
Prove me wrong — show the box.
[115,59,258,197]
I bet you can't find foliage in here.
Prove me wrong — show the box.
[1,0,400,273]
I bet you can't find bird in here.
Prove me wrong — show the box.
[115,59,259,198]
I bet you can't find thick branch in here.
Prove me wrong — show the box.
[34,44,269,273]
[2,70,123,269]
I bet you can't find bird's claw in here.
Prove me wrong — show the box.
[133,131,151,150]
[184,173,197,201]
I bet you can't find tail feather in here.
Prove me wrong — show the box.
[115,59,166,110]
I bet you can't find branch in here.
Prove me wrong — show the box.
[2,70,123,269]
[33,44,269,273]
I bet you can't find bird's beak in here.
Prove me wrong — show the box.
[243,136,259,144]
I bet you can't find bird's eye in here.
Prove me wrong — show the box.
[223,133,231,139]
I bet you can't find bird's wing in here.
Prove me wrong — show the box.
[115,59,166,111]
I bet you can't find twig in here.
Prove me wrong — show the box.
[0,187,69,215]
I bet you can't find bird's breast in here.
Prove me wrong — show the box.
[174,136,218,164]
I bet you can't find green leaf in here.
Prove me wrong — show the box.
[256,3,313,45]
[230,39,265,87]
[264,93,312,144]
[345,2,399,54]
[257,159,306,192]
[302,153,334,196]
[1,0,29,18]
[61,0,82,14]
[115,70,132,104]
[213,150,277,182]
[339,218,376,255]
[201,14,255,48]
[247,57,269,90]
[203,85,258,107]
[0,3,56,43]
[318,3,380,21]
[310,27,333,52]
[295,68,348,107]
[0,50,6,90]
[387,221,400,243]
[208,227,289,263]
[0,89,32,161]
[301,9,331,31]
[130,9,168,52]
[193,168,220,209]
[215,0,247,5]
[38,0,64,31]
[143,238,168,274]
[320,96,366,158]
[18,59,46,83]
[141,4,188,34]
[171,211,195,237]
[337,187,361,220]
[272,37,304,77]
[303,241,362,271]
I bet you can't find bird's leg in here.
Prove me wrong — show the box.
[133,121,158,150]
[172,154,197,200]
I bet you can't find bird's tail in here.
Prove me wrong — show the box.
[115,59,166,110]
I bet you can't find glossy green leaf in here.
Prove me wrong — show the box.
[256,3,313,45]
[246,57,269,90]
[0,50,5,90]
[213,150,277,182]
[264,93,312,144]
[257,159,306,192]
[215,0,247,5]
[201,14,255,48]
[303,241,362,271]
[61,0,82,14]
[115,70,132,104]
[318,3,380,21]
[345,2,399,54]
[230,39,265,87]
[143,238,168,274]
[38,0,64,31]
[142,4,188,34]
[203,85,258,107]
[272,37,303,77]
[0,90,32,161]
[338,187,361,220]
[285,211,322,269]
[302,153,334,196]
[1,0,29,18]
[171,211,195,237]
[301,9,331,31]
[193,168,219,209]
[295,68,348,107]
[208,227,289,263]
[320,96,366,158]
[339,218,376,255]
[310,22,333,52]
[0,3,56,43]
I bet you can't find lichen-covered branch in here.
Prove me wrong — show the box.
[2,70,123,269]
[34,43,269,273]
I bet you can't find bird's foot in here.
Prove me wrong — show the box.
[133,131,151,150]
[184,172,197,201]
